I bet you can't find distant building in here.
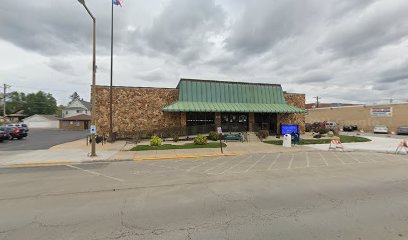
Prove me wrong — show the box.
[23,114,59,129]
[306,102,408,132]
[62,99,91,118]
[59,114,91,131]
[305,103,358,109]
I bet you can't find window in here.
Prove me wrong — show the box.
[186,112,215,126]
[66,111,68,114]
[76,121,80,127]
[76,110,82,113]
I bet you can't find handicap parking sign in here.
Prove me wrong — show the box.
[90,125,97,135]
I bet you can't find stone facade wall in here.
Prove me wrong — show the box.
[94,86,181,136]
[59,120,89,131]
[279,93,306,133]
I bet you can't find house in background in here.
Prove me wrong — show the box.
[59,114,91,130]
[62,99,91,118]
[23,114,59,129]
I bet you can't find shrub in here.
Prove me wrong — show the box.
[305,123,313,132]
[319,128,329,135]
[194,134,208,145]
[313,134,322,139]
[171,132,179,142]
[208,131,219,141]
[258,130,269,139]
[150,135,162,146]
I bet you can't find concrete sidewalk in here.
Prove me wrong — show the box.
[0,138,313,167]
[306,136,407,154]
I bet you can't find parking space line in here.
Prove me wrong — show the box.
[267,153,280,170]
[219,156,251,174]
[186,157,221,172]
[244,155,267,173]
[318,152,329,166]
[287,154,295,169]
[332,152,346,164]
[346,152,361,163]
[66,165,124,182]
[202,157,237,174]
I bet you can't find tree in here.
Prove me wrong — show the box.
[23,91,58,115]
[56,104,65,118]
[69,92,80,103]
[5,91,26,114]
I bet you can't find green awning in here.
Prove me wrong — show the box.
[163,102,305,113]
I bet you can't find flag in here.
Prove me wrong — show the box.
[112,0,122,7]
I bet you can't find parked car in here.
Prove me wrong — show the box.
[343,125,354,132]
[7,123,29,132]
[397,126,408,135]
[0,130,9,142]
[325,122,337,130]
[0,126,28,140]
[373,125,388,134]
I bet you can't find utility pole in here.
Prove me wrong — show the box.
[313,96,321,108]
[2,84,10,118]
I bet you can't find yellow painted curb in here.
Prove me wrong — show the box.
[4,161,74,168]
[135,154,240,161]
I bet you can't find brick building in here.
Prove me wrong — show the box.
[94,79,306,136]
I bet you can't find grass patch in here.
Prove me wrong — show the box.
[131,142,227,151]
[264,135,371,145]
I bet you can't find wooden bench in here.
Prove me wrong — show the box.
[223,133,242,142]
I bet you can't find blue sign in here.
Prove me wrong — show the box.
[281,125,299,135]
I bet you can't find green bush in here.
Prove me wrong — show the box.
[313,134,322,139]
[208,131,219,141]
[305,123,313,132]
[150,135,162,146]
[194,134,208,145]
[171,132,179,142]
[258,130,269,139]
[319,128,329,135]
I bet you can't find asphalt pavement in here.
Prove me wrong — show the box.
[1,151,408,239]
[0,129,87,150]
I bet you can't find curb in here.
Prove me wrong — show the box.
[2,161,75,168]
[135,154,240,161]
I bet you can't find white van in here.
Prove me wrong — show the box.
[325,122,337,130]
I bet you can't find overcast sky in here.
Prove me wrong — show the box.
[1,0,408,105]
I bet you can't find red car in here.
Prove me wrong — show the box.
[0,126,28,140]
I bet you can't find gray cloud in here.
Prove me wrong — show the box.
[323,0,408,58]
[143,0,226,63]
[296,70,333,84]
[1,0,407,105]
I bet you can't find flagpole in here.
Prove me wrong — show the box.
[108,0,114,142]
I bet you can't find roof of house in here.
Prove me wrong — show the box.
[79,100,91,110]
[60,114,91,121]
[24,114,59,121]
[163,79,304,113]
[59,114,91,121]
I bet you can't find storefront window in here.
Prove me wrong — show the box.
[186,112,215,126]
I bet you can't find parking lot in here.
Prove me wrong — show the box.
[0,129,87,150]
[1,151,408,239]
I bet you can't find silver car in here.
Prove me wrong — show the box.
[373,125,388,134]
[397,126,408,135]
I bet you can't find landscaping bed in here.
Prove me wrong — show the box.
[264,135,371,145]
[131,142,227,151]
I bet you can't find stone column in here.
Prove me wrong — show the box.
[248,112,255,132]
[180,112,187,127]
[215,112,221,128]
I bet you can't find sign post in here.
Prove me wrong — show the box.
[217,127,223,154]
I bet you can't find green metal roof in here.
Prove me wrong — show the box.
[176,79,286,104]
[163,102,304,113]
[163,79,305,113]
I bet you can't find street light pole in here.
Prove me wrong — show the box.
[78,0,97,157]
